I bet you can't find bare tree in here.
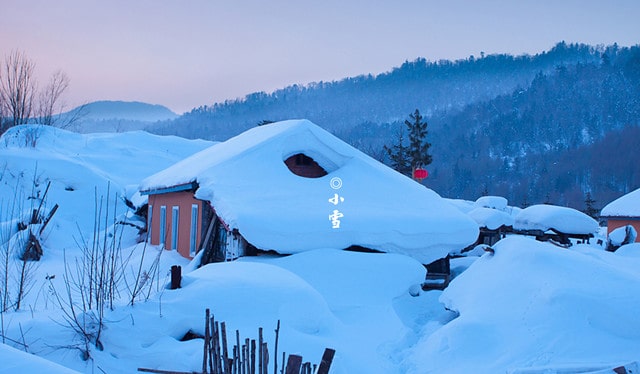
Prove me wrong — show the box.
[36,70,69,127]
[0,50,37,128]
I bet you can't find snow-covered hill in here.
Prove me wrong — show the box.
[0,125,638,373]
[64,101,179,133]
[71,100,179,122]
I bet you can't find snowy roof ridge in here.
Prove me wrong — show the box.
[140,119,355,192]
[601,188,640,218]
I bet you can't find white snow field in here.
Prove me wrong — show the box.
[0,124,639,373]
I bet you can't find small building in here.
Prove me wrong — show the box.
[139,120,478,265]
[601,188,640,242]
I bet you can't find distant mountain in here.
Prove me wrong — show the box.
[146,42,640,210]
[73,100,178,122]
[66,100,179,133]
[148,42,601,141]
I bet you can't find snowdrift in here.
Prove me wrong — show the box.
[404,236,640,373]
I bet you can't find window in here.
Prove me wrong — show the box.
[159,206,167,248]
[190,204,198,256]
[148,205,153,243]
[171,206,179,251]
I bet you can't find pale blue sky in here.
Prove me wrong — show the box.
[1,0,639,113]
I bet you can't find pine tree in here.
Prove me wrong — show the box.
[384,126,411,177]
[583,192,599,219]
[405,109,432,172]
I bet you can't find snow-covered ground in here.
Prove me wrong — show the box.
[0,125,638,373]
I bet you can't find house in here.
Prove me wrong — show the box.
[601,188,640,243]
[139,119,478,265]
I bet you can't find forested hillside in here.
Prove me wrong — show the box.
[148,42,640,210]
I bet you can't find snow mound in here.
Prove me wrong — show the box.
[271,249,426,310]
[468,207,514,230]
[404,236,640,373]
[601,188,640,217]
[514,204,598,234]
[445,198,475,214]
[0,343,79,373]
[615,242,640,257]
[474,195,508,211]
[608,225,637,247]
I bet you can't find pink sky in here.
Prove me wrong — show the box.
[2,0,639,114]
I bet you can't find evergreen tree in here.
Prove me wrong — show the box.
[583,192,599,219]
[384,127,411,176]
[405,109,432,172]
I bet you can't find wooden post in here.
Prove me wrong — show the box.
[244,338,250,374]
[203,309,210,374]
[209,317,220,374]
[258,328,263,374]
[302,362,310,374]
[273,320,280,374]
[233,346,239,374]
[284,355,302,374]
[316,348,335,374]
[280,352,285,374]
[250,339,256,374]
[214,321,223,373]
[236,330,241,374]
[30,209,38,225]
[221,322,230,374]
[261,343,268,374]
[170,265,181,289]
[242,343,247,374]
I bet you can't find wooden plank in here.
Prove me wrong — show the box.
[39,203,59,235]
[316,348,335,374]
[284,355,302,374]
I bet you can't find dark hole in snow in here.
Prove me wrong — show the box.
[343,245,381,253]
[65,186,75,191]
[284,153,328,178]
[180,330,204,342]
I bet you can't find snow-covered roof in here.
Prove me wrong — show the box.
[513,204,599,235]
[601,188,640,218]
[468,207,515,230]
[140,119,478,263]
[474,196,508,211]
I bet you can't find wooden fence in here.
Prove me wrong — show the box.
[138,309,335,374]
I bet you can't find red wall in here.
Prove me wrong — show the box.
[607,218,640,242]
[148,191,205,259]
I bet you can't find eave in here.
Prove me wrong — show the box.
[140,181,198,196]
[601,216,640,221]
